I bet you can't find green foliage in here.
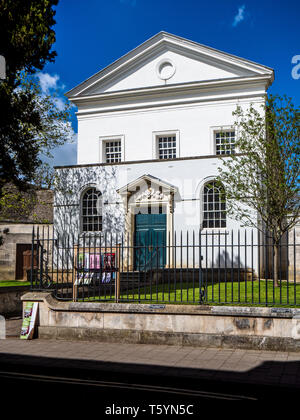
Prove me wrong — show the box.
[216,94,300,245]
[82,280,300,307]
[0,280,31,287]
[0,182,53,224]
[0,0,58,82]
[0,0,73,193]
[0,184,37,221]
[33,162,55,189]
[0,72,73,191]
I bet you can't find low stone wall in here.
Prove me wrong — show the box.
[21,292,300,352]
[0,286,30,316]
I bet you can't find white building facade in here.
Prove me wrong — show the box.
[54,32,274,272]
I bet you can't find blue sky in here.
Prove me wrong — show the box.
[41,0,300,166]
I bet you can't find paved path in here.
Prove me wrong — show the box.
[1,316,300,393]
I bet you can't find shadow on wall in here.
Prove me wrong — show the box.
[54,166,125,240]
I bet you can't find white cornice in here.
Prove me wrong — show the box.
[76,96,265,121]
[71,75,271,117]
[69,74,271,107]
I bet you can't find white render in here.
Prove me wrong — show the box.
[55,32,274,271]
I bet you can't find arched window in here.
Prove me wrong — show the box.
[202,181,226,228]
[81,188,102,232]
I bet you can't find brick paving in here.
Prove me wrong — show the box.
[1,316,300,390]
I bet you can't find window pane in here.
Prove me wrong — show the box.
[82,188,102,232]
[105,140,121,163]
[203,181,226,228]
[158,135,176,159]
[215,131,235,155]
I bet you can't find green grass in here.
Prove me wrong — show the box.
[81,280,300,307]
[0,280,31,287]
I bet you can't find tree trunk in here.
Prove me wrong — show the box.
[274,244,279,287]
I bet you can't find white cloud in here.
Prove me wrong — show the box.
[36,72,70,113]
[232,5,246,27]
[53,96,67,111]
[37,72,60,94]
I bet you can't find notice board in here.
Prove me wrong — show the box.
[73,245,120,302]
[20,302,38,340]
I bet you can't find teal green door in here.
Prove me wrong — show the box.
[134,214,166,270]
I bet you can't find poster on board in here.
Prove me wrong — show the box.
[20,302,38,340]
[75,252,116,285]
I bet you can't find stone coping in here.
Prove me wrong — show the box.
[21,292,300,319]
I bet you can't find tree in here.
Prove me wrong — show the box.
[0,183,38,222]
[0,71,73,191]
[0,0,58,83]
[32,162,55,190]
[0,0,71,193]
[216,94,300,286]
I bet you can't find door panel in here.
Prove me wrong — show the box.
[15,244,32,280]
[134,214,166,270]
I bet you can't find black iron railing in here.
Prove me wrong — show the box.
[29,227,300,307]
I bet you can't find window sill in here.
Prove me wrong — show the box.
[201,228,229,235]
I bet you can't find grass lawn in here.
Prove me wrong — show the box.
[81,280,300,307]
[0,280,31,287]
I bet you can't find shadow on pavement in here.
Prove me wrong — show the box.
[0,351,299,405]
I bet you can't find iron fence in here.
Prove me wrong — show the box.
[29,226,300,307]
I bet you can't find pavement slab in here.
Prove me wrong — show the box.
[1,316,300,402]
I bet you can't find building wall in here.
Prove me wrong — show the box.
[77,96,265,165]
[289,223,300,281]
[54,156,259,271]
[61,35,272,276]
[55,156,243,234]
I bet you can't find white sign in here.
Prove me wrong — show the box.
[20,302,38,340]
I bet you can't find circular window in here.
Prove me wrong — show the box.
[156,59,176,81]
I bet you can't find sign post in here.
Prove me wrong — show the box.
[115,244,121,303]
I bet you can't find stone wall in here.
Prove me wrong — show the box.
[0,184,53,224]
[22,292,300,352]
[0,286,30,315]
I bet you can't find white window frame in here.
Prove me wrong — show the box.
[210,126,236,156]
[99,135,125,163]
[152,130,180,160]
[80,186,103,233]
[201,180,226,229]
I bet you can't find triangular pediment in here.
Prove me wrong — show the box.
[118,174,177,197]
[67,32,274,98]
